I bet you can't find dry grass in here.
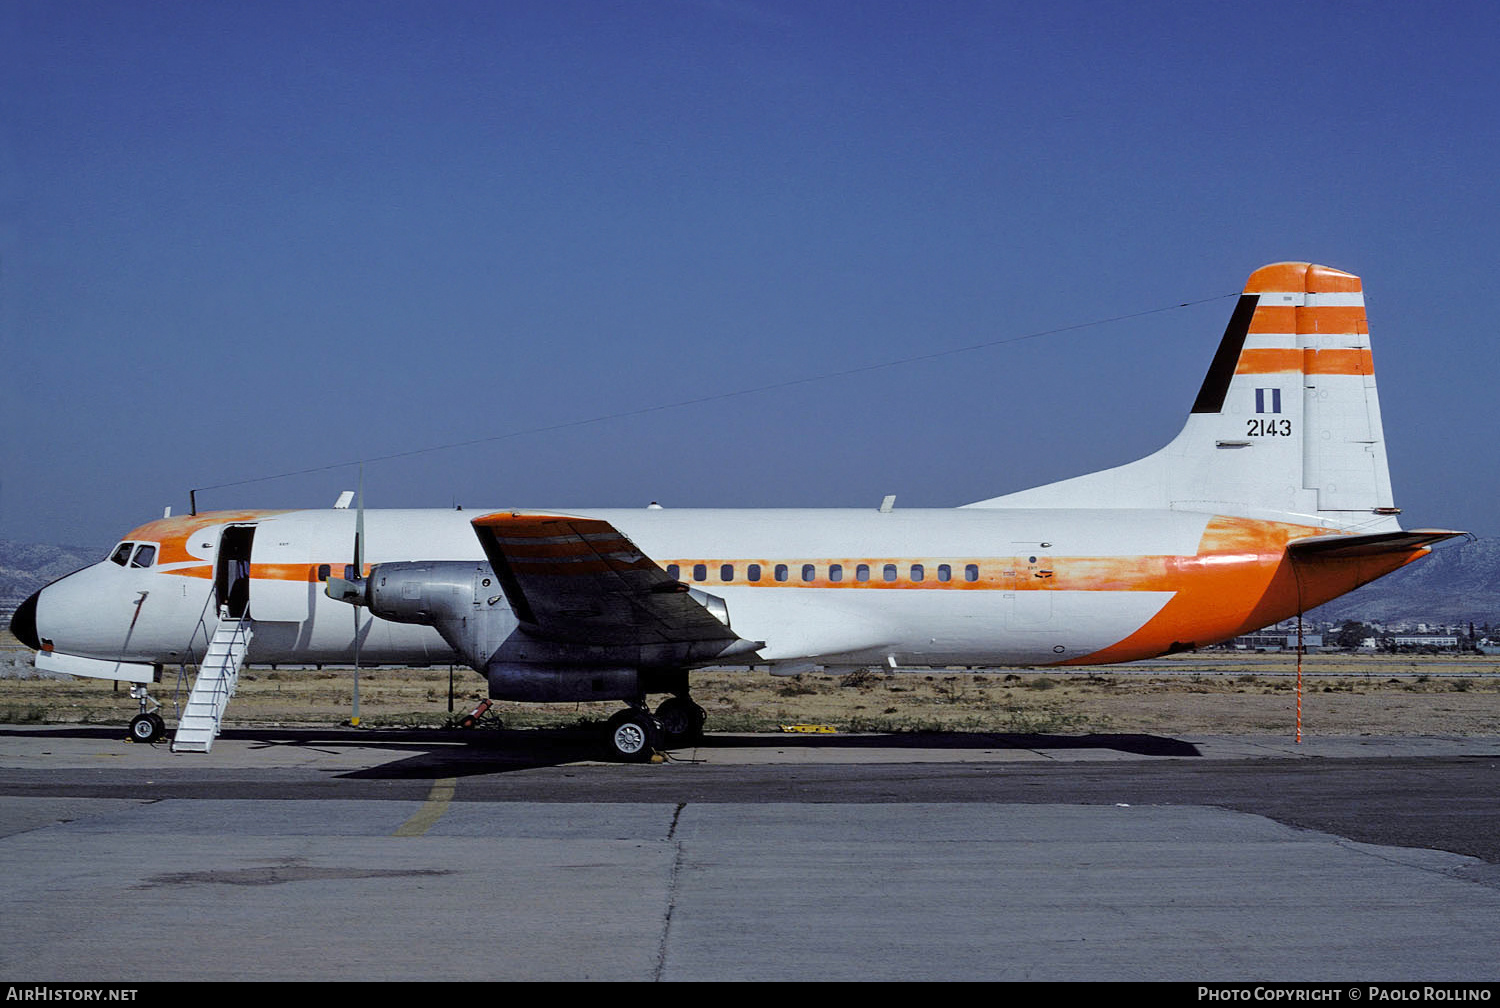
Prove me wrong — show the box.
[2,635,1498,736]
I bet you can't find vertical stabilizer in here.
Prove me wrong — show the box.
[965,263,1399,530]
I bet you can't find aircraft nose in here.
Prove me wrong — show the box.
[10,590,41,650]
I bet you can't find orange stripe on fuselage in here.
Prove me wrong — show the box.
[250,563,355,583]
[666,557,1175,591]
[152,562,361,583]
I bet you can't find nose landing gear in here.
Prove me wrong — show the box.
[126,685,166,743]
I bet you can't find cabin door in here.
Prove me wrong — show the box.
[215,525,257,619]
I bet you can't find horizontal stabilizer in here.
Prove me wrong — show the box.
[1288,529,1467,559]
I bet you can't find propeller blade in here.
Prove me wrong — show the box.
[350,464,365,726]
[353,465,365,578]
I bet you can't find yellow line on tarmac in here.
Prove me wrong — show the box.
[394,777,457,836]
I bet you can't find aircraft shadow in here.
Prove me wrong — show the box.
[0,725,1202,779]
[703,731,1202,757]
[286,726,1203,777]
[338,728,1204,778]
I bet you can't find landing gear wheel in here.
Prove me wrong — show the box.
[654,697,706,746]
[605,710,661,763]
[128,712,165,744]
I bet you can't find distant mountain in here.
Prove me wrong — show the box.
[0,540,107,602]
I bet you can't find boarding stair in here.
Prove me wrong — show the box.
[171,616,253,753]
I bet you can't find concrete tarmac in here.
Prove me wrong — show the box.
[1,726,1497,982]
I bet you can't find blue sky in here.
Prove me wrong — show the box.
[2,0,1497,548]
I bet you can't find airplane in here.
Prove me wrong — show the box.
[9,261,1464,759]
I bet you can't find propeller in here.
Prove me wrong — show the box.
[325,468,369,606]
[323,466,367,726]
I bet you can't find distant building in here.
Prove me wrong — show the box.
[1232,633,1323,651]
[1391,634,1460,647]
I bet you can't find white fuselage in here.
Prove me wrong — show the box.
[20,502,1412,686]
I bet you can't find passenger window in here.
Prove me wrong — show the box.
[666,564,680,580]
[109,542,134,566]
[774,564,789,582]
[317,564,331,582]
[747,564,762,582]
[937,564,952,582]
[720,563,734,582]
[129,544,157,568]
[856,564,870,582]
[964,564,979,582]
[883,564,897,582]
[910,564,924,582]
[829,563,843,582]
[801,564,816,582]
[693,563,707,582]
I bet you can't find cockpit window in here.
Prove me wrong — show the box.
[109,542,134,566]
[128,544,157,568]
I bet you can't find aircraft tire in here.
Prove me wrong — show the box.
[605,710,661,763]
[654,697,706,746]
[129,713,165,744]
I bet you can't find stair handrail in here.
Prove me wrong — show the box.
[202,619,252,723]
[171,585,225,719]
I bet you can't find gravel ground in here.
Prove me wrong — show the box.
[2,634,1497,736]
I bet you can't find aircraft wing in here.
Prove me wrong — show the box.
[1288,528,1468,559]
[470,511,745,648]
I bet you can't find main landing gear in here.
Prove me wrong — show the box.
[603,696,707,762]
[654,696,706,745]
[126,685,166,744]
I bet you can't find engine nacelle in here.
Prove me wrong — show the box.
[365,561,490,624]
[362,561,519,671]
